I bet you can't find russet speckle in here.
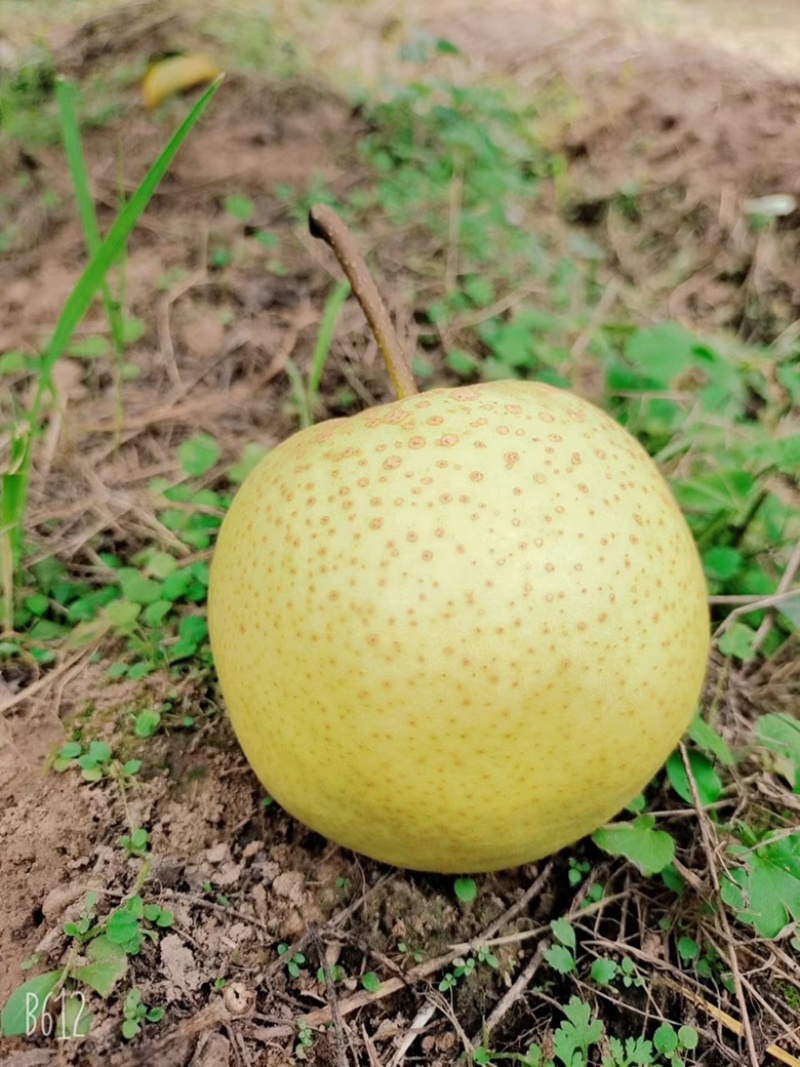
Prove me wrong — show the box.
[208,379,710,873]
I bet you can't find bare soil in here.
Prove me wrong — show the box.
[2,2,800,1065]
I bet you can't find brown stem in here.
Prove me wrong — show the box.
[309,204,418,399]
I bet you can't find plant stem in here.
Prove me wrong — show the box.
[308,204,418,399]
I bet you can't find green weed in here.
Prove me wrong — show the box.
[277,944,307,980]
[474,997,698,1066]
[285,280,351,427]
[439,944,499,993]
[454,876,478,903]
[119,828,150,857]
[360,971,381,992]
[53,739,140,783]
[316,963,346,984]
[295,1020,315,1059]
[355,78,553,278]
[121,987,164,1040]
[397,941,426,964]
[1,78,222,630]
[0,892,174,1038]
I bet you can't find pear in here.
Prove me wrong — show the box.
[208,208,709,873]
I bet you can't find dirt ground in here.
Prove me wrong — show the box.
[2,1,800,1065]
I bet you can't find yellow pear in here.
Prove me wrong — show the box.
[208,208,709,873]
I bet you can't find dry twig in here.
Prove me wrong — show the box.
[471,942,547,1047]
[680,742,760,1067]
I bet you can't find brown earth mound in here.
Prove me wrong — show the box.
[432,1,800,339]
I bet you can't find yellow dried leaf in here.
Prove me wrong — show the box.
[142,54,221,109]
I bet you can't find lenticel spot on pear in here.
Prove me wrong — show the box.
[208,204,710,874]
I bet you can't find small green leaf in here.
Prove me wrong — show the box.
[191,488,223,508]
[228,442,269,483]
[756,713,800,791]
[134,710,161,737]
[544,944,575,975]
[169,614,209,661]
[723,833,800,937]
[687,713,734,765]
[106,909,141,947]
[130,828,149,850]
[703,545,743,582]
[454,877,477,903]
[1,970,61,1036]
[0,350,31,374]
[160,568,194,601]
[593,818,675,874]
[179,433,220,476]
[117,568,164,606]
[86,741,110,763]
[224,194,254,222]
[57,993,92,1038]
[144,552,177,580]
[191,560,210,585]
[178,615,208,644]
[678,1025,699,1049]
[124,988,142,1014]
[446,349,481,376]
[589,958,617,985]
[23,593,50,616]
[625,322,705,388]
[253,229,278,248]
[410,355,434,379]
[127,896,145,919]
[69,334,110,358]
[144,599,172,626]
[778,594,800,632]
[554,995,603,1056]
[121,1017,140,1040]
[718,622,757,662]
[103,599,142,630]
[674,470,755,516]
[127,661,153,681]
[29,619,66,641]
[677,936,699,961]
[550,918,575,950]
[666,749,723,806]
[122,317,146,344]
[73,935,128,997]
[652,1020,678,1054]
[435,37,461,55]
[625,792,647,814]
[361,972,381,993]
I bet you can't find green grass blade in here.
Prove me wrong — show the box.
[1,472,25,630]
[284,357,313,430]
[39,75,223,390]
[8,75,223,571]
[57,79,103,253]
[308,280,350,400]
[57,77,126,353]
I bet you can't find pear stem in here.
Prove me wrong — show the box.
[309,204,418,399]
